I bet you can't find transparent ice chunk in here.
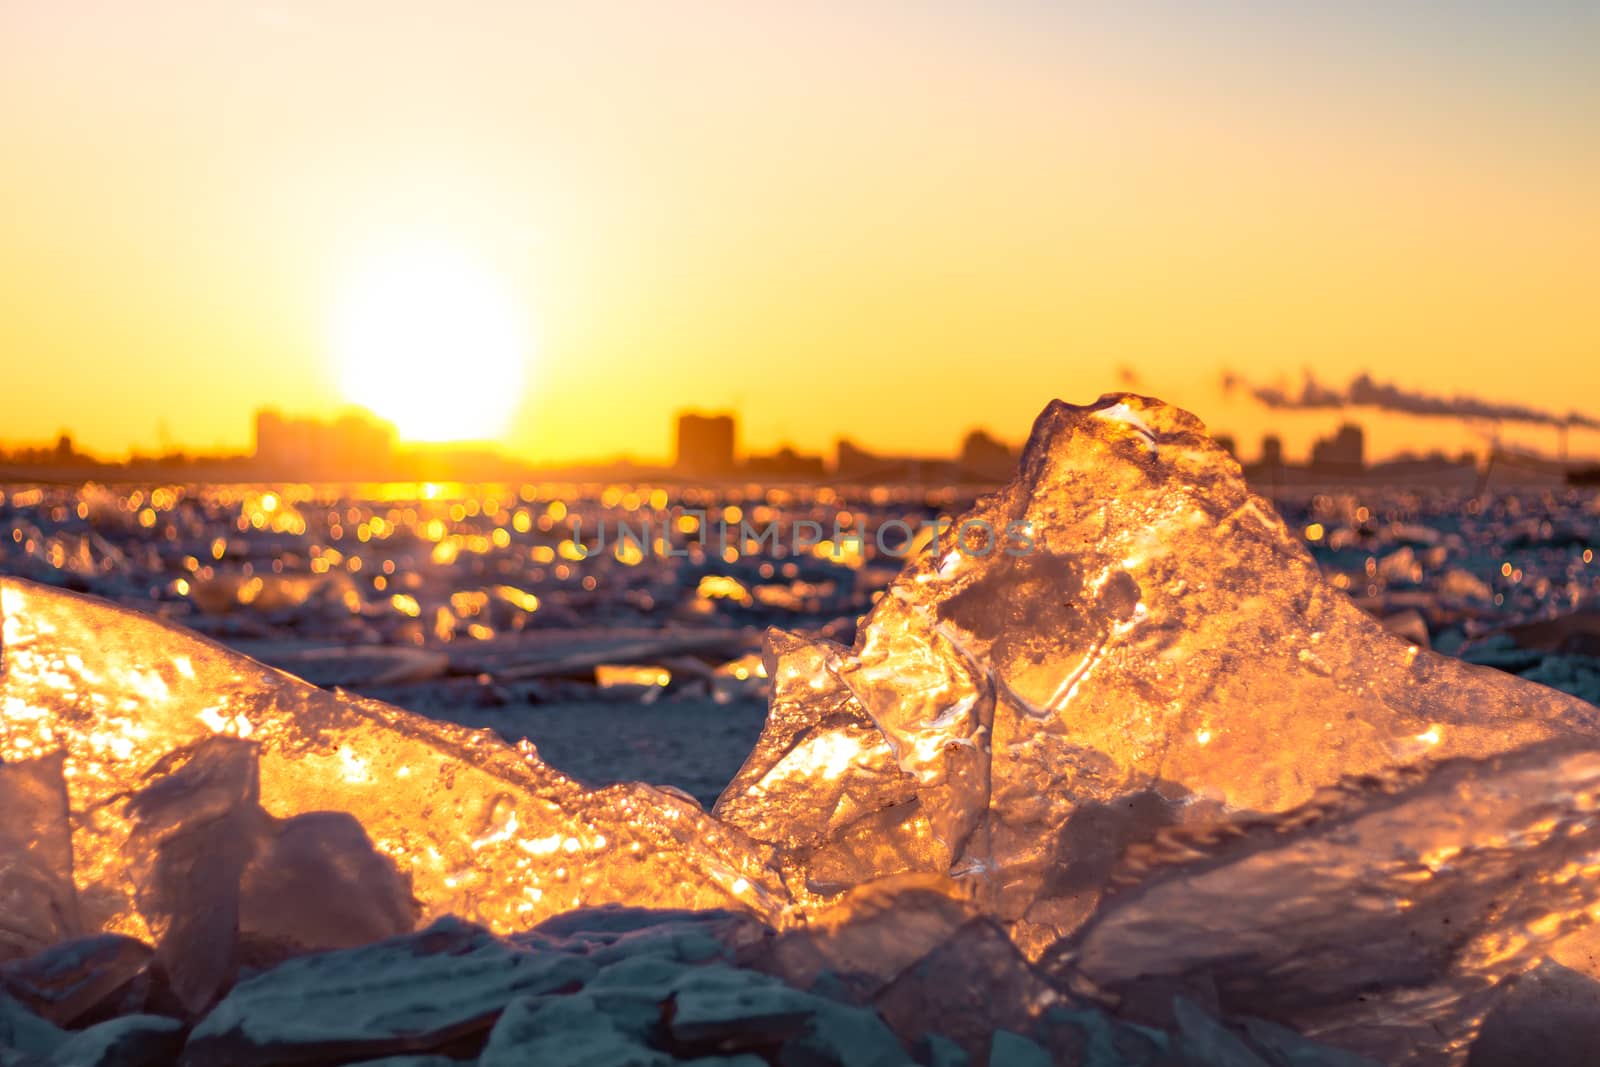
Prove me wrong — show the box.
[0,753,81,962]
[714,630,931,896]
[122,735,417,1011]
[751,396,1600,947]
[0,577,788,948]
[1054,742,1600,1065]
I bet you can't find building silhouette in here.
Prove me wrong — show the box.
[745,446,825,480]
[674,413,737,476]
[1310,423,1365,473]
[254,409,396,479]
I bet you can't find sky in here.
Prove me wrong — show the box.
[1,1,1596,465]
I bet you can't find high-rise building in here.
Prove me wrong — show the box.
[674,413,737,476]
[1310,423,1365,472]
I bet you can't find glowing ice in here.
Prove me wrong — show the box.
[732,395,1600,954]
[0,577,788,948]
[1055,741,1600,1065]
[714,629,929,898]
[0,750,81,961]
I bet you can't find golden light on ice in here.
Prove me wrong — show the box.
[330,244,527,442]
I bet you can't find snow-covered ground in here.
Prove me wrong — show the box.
[419,697,770,809]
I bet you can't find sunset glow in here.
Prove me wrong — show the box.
[0,4,1595,463]
[329,245,528,442]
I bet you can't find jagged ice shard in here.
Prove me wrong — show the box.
[720,396,1600,950]
[6,394,1600,1065]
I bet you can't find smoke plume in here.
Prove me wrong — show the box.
[1222,372,1600,431]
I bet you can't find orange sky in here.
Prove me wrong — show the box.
[2,3,1596,465]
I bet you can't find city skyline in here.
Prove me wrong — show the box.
[3,378,1597,473]
[3,400,1567,486]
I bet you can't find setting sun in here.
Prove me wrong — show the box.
[330,245,528,443]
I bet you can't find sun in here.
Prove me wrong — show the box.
[330,245,527,442]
